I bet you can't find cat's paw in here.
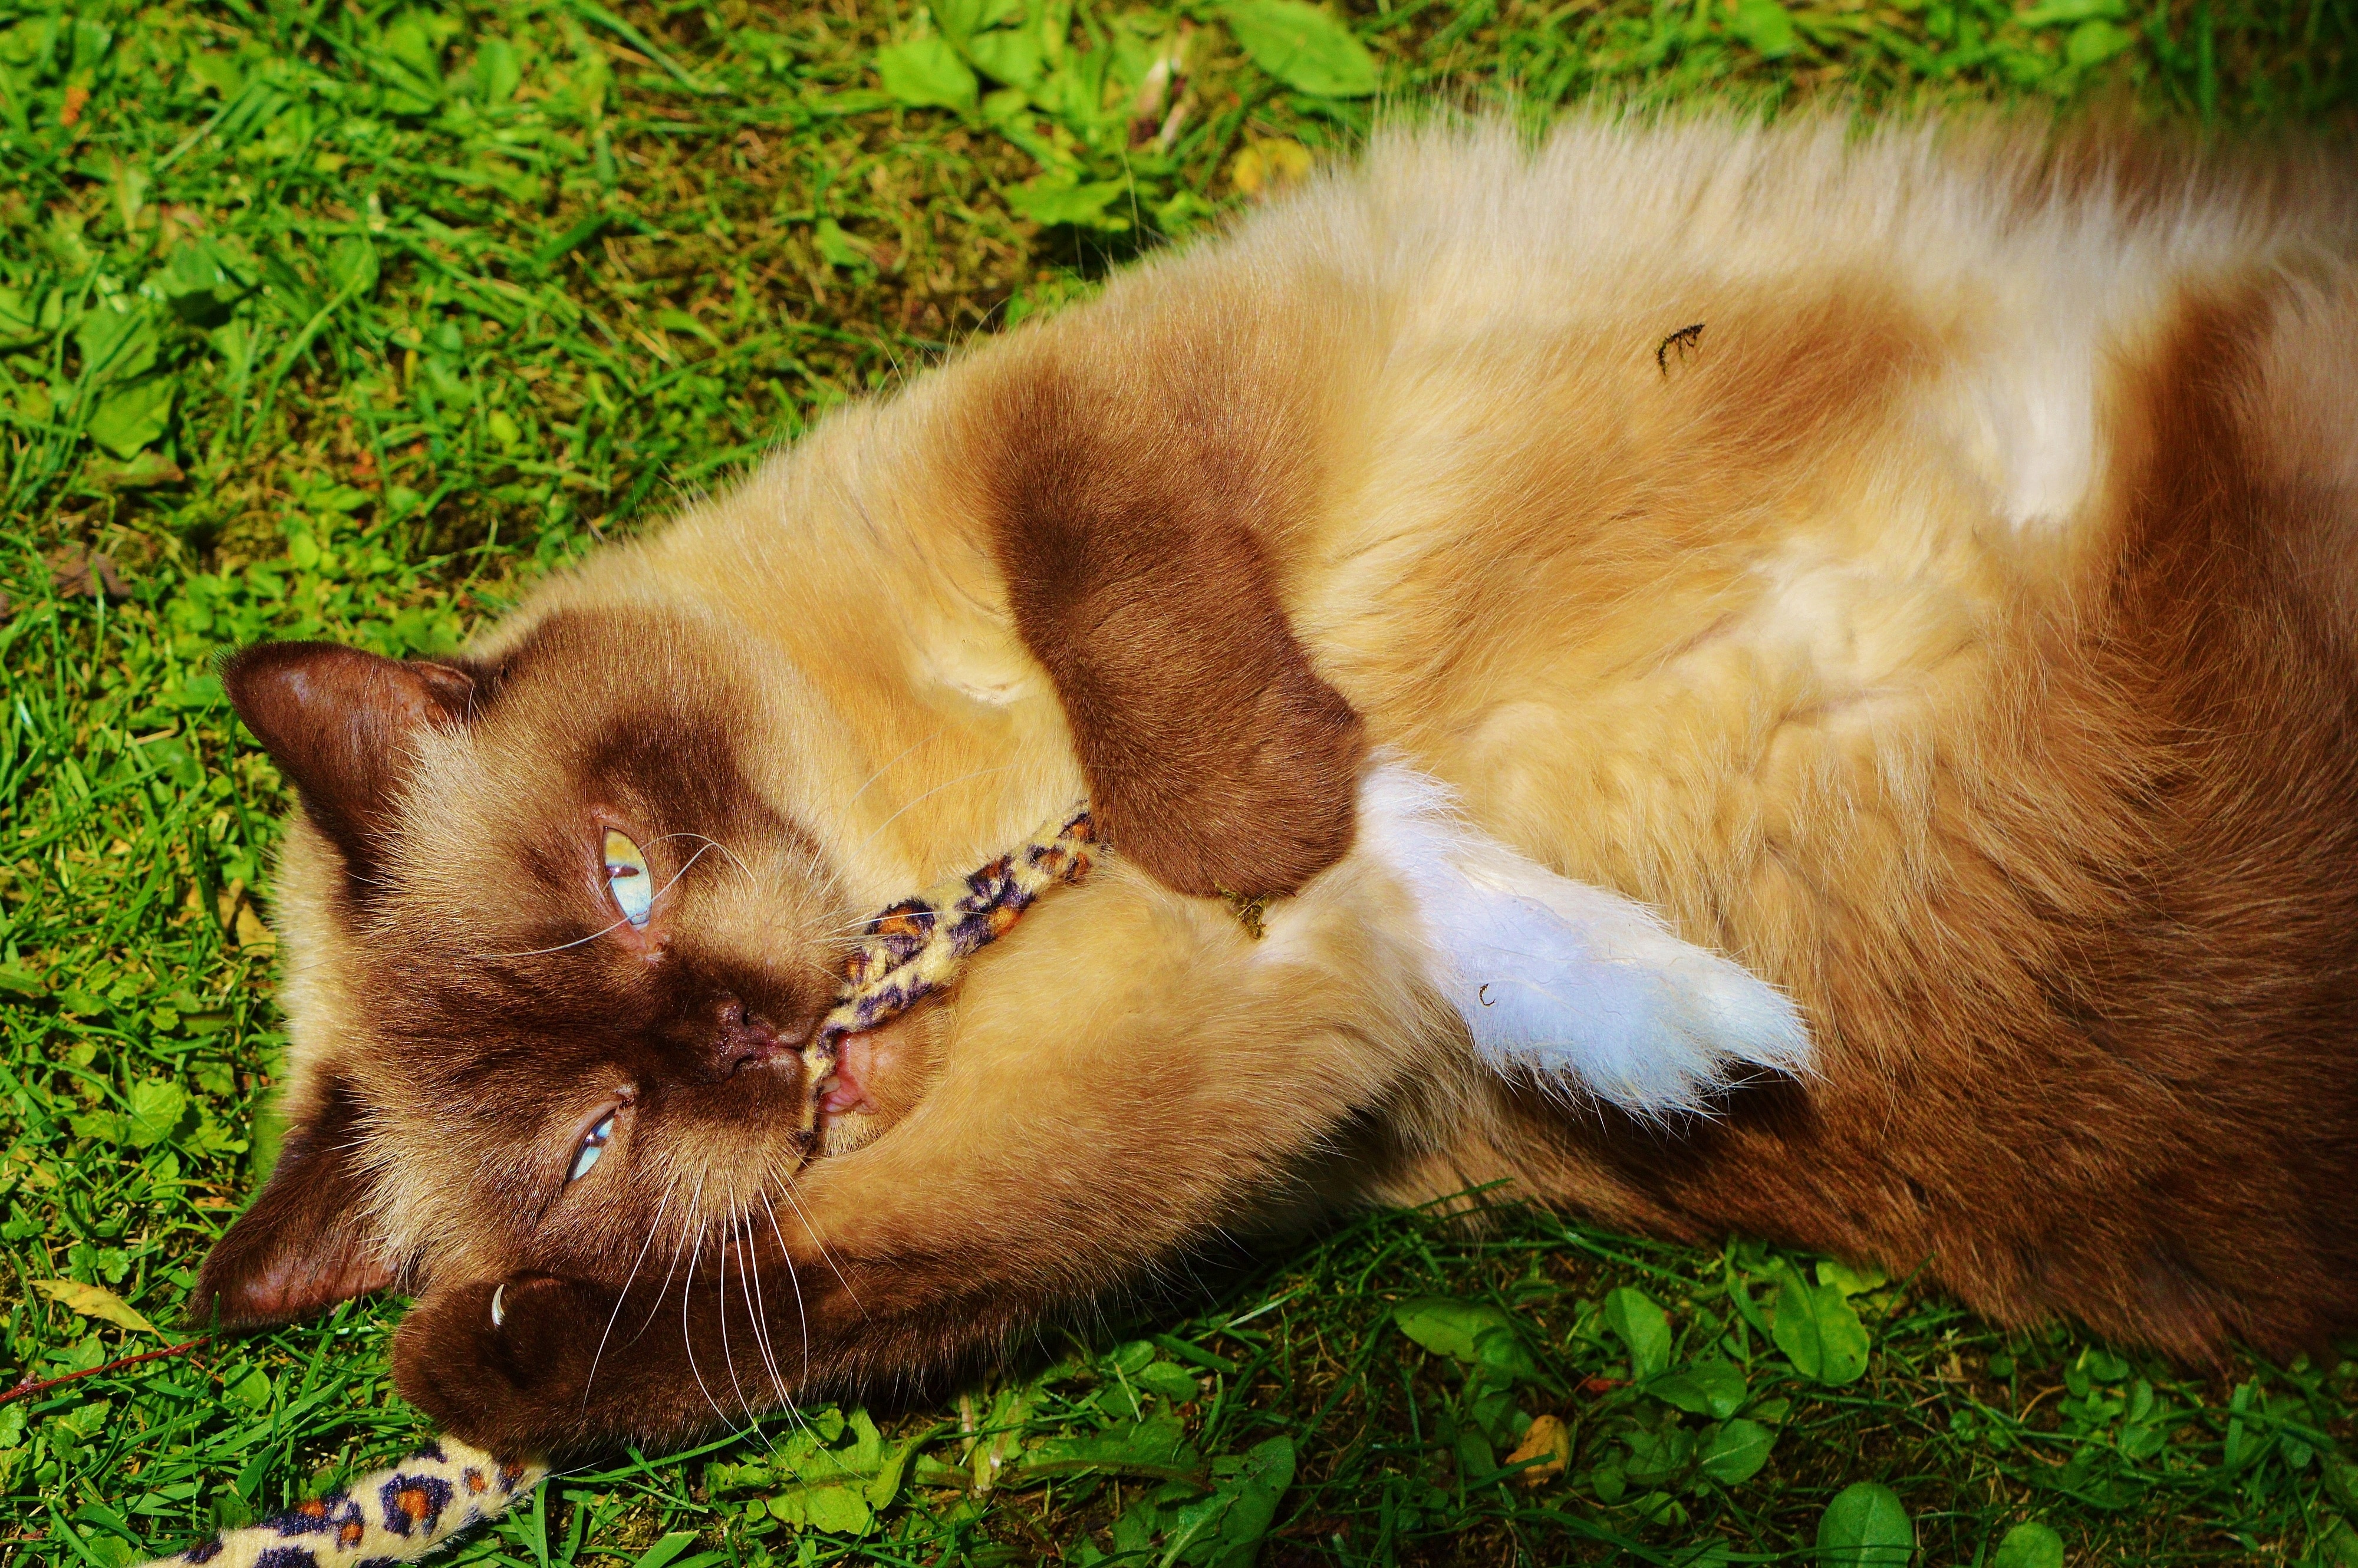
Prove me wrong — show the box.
[1355,762,1813,1114]
[1095,666,1366,900]
[392,1273,612,1457]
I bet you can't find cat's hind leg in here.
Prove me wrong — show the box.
[1351,760,1813,1115]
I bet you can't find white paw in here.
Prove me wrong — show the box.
[1356,762,1812,1114]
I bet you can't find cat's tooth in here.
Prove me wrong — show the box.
[490,1282,507,1329]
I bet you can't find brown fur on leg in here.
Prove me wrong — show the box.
[979,352,1365,899]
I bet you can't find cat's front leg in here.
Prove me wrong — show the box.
[976,348,1367,901]
[389,776,1812,1457]
[392,1274,619,1455]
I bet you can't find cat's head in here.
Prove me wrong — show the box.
[191,605,861,1328]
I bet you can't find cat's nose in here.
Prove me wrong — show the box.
[709,994,808,1078]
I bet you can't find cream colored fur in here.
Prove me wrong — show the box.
[271,114,2358,1299]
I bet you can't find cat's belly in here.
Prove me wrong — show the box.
[1281,160,2224,986]
[1301,321,2056,989]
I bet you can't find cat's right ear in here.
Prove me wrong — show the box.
[222,641,477,878]
[187,1077,396,1329]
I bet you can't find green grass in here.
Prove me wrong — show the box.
[1,0,2354,1562]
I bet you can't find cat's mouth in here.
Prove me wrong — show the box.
[724,1037,801,1075]
[811,1032,881,1122]
[808,1007,940,1156]
[817,1055,868,1117]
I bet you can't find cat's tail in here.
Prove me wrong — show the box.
[136,1438,545,1568]
[1354,760,1813,1115]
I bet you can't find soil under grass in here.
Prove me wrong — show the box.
[2,0,2354,1563]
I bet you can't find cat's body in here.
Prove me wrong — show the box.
[199,117,2358,1454]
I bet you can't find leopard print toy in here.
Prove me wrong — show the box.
[143,1438,542,1568]
[134,806,1098,1568]
[815,803,1097,1059]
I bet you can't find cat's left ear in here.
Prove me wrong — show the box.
[222,641,479,879]
[188,1076,397,1328]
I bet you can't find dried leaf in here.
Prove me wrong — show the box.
[49,544,131,601]
[1504,1414,1570,1485]
[234,902,277,954]
[33,1278,160,1337]
[1230,137,1312,198]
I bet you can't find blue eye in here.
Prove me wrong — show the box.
[603,829,652,928]
[569,1112,615,1182]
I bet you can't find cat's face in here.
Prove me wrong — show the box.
[195,606,860,1322]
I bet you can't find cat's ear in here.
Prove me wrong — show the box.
[1358,765,1815,1113]
[222,641,478,874]
[189,1077,397,1329]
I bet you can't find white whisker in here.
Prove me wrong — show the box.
[636,1164,700,1342]
[648,831,753,881]
[758,1188,814,1384]
[735,1214,775,1397]
[679,1199,734,1433]
[716,1191,760,1432]
[736,1211,796,1426]
[584,1171,676,1409]
[857,762,1030,856]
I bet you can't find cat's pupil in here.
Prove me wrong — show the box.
[569,1113,615,1182]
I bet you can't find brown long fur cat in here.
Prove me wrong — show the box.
[192,114,2358,1457]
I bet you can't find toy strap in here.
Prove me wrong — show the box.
[815,802,1097,1054]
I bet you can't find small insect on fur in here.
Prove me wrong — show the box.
[1656,322,1705,375]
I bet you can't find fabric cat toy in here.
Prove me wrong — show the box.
[134,808,1101,1568]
